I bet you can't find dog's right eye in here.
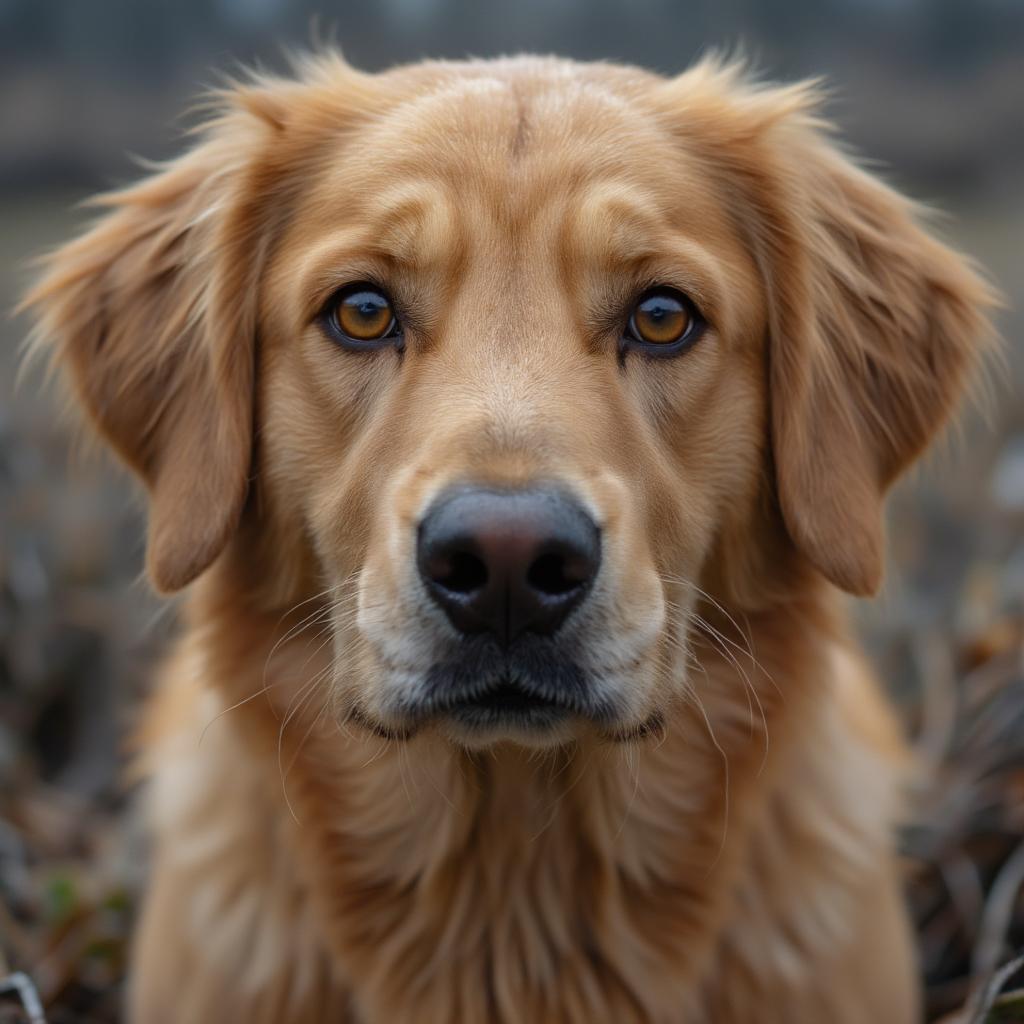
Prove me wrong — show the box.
[622,287,704,357]
[322,283,402,350]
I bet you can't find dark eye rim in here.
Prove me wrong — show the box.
[319,281,404,351]
[622,286,706,359]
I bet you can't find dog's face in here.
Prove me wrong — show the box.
[260,65,767,745]
[25,56,991,748]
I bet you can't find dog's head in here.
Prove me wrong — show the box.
[24,55,993,747]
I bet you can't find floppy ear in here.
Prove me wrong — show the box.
[21,97,282,592]
[663,63,997,595]
[762,121,995,595]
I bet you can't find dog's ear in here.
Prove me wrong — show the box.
[21,82,302,592]
[23,56,386,593]
[763,124,996,595]
[661,63,997,595]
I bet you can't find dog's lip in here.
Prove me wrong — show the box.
[441,695,571,733]
[409,670,593,731]
[440,679,569,717]
[360,669,659,741]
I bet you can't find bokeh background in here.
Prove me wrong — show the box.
[1,2,1022,1021]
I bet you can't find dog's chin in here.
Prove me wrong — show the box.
[437,704,580,750]
[346,689,584,748]
[347,690,665,750]
[435,707,667,750]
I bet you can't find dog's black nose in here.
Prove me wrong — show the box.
[417,488,600,646]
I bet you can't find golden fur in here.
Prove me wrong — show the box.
[23,53,995,1023]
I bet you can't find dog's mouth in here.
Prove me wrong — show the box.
[439,677,572,728]
[355,666,664,745]
[415,634,602,732]
[358,636,656,742]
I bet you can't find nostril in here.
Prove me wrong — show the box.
[433,548,488,594]
[527,549,589,597]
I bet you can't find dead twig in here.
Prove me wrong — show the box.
[962,952,1024,1024]
[972,841,1024,979]
[0,971,47,1024]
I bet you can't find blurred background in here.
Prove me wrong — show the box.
[0,1,1021,1021]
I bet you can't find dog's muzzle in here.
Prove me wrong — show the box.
[409,485,605,728]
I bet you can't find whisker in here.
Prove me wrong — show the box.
[658,576,772,773]
[200,576,361,747]
[660,573,783,701]
[691,613,770,773]
[277,676,325,824]
[262,582,345,679]
[282,695,332,781]
[198,683,280,747]
[261,572,362,690]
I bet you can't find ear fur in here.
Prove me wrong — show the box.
[765,135,996,595]
[22,123,265,591]
[19,55,375,593]
[660,61,998,595]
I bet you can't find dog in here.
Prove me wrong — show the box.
[23,53,994,1023]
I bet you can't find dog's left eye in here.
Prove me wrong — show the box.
[322,283,402,349]
[624,288,704,355]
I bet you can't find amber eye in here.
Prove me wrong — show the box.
[326,284,399,346]
[627,288,697,348]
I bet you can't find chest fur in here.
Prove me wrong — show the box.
[144,637,903,1024]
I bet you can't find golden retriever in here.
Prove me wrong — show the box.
[23,53,995,1023]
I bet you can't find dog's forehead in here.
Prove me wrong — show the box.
[277,63,752,338]
[377,58,659,150]
[304,66,727,256]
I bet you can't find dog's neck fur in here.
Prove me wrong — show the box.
[148,560,904,1023]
